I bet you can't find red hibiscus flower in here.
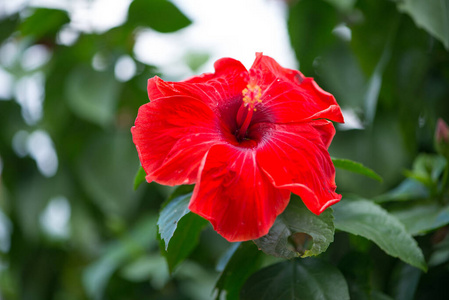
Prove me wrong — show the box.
[132,53,344,242]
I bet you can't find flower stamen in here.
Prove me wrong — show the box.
[236,83,262,141]
[242,84,262,111]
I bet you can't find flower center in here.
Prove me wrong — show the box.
[235,83,262,141]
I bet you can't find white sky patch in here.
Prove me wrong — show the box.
[0,39,20,69]
[91,51,109,71]
[0,210,12,253]
[40,196,71,239]
[21,44,52,71]
[14,72,45,125]
[27,130,58,177]
[0,0,27,17]
[56,25,80,46]
[68,0,132,33]
[332,23,352,42]
[338,108,365,130]
[0,67,14,100]
[115,55,137,82]
[134,0,297,79]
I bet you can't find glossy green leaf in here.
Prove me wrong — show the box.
[20,8,70,40]
[159,212,207,273]
[397,0,449,50]
[323,0,356,11]
[332,158,383,182]
[216,242,241,272]
[215,242,263,300]
[403,154,447,190]
[158,192,192,250]
[184,51,210,72]
[157,187,207,273]
[254,196,334,259]
[390,203,449,236]
[133,166,146,190]
[240,258,350,300]
[333,198,427,271]
[121,255,169,288]
[0,14,19,44]
[288,0,338,75]
[374,178,428,203]
[127,0,192,33]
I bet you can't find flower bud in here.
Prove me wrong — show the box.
[435,118,449,159]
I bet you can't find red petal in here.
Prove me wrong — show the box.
[131,96,225,186]
[256,121,341,215]
[312,119,336,149]
[185,57,248,84]
[148,58,248,109]
[189,144,290,242]
[250,54,344,124]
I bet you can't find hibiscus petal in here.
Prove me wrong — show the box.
[256,121,341,215]
[189,144,290,242]
[148,58,248,108]
[250,54,344,124]
[131,96,224,186]
[311,119,336,149]
[185,57,248,84]
[251,52,305,85]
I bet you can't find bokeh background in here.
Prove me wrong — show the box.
[0,0,448,299]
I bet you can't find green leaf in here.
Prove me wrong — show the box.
[127,0,192,33]
[240,258,350,300]
[332,158,383,182]
[0,14,19,44]
[216,242,241,272]
[65,65,121,127]
[157,187,207,273]
[158,192,192,250]
[403,154,447,190]
[397,0,449,50]
[390,203,449,236]
[20,8,70,40]
[133,166,146,190]
[184,51,210,72]
[254,196,334,259]
[288,0,338,75]
[374,178,428,203]
[159,212,207,273]
[323,0,356,11]
[215,242,263,300]
[121,255,169,288]
[333,198,427,271]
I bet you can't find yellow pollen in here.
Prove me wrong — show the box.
[242,84,262,111]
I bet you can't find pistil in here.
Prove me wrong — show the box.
[236,83,262,141]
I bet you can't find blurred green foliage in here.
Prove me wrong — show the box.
[0,0,448,299]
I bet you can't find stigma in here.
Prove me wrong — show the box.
[242,83,262,111]
[235,83,263,141]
